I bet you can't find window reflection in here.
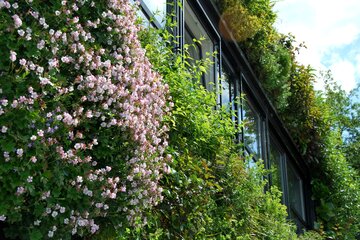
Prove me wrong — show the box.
[269,142,283,191]
[142,0,167,25]
[137,8,151,27]
[220,65,234,110]
[221,73,230,106]
[245,150,258,169]
[185,27,202,62]
[287,163,306,222]
[242,101,260,156]
[185,2,216,90]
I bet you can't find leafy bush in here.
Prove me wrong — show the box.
[298,230,324,240]
[135,20,297,239]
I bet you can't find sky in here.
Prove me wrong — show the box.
[273,0,360,92]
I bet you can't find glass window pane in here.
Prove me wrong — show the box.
[137,8,151,27]
[287,163,305,221]
[242,101,260,156]
[142,0,167,25]
[220,68,231,108]
[185,27,202,62]
[269,142,282,191]
[231,91,236,123]
[185,2,216,90]
[245,150,257,169]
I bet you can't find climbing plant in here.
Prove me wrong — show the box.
[0,0,171,238]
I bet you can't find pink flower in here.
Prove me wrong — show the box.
[9,50,16,62]
[109,192,116,199]
[41,191,50,199]
[16,148,23,157]
[17,29,25,36]
[19,59,27,66]
[37,40,45,50]
[39,17,45,25]
[12,14,22,28]
[60,207,65,213]
[36,66,44,74]
[76,176,83,183]
[16,186,25,195]
[90,224,99,233]
[61,56,72,63]
[48,58,58,68]
[51,211,58,217]
[37,129,44,137]
[39,77,51,85]
[30,156,37,163]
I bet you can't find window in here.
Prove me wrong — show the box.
[185,26,202,62]
[242,100,261,158]
[141,0,167,26]
[220,61,236,112]
[184,1,218,90]
[269,140,284,193]
[287,162,306,229]
[220,68,230,107]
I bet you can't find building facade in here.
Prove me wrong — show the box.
[139,0,316,232]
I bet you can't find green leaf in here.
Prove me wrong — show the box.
[30,229,43,240]
[1,139,15,152]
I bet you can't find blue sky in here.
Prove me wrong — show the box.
[274,0,360,92]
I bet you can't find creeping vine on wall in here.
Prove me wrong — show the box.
[0,0,171,238]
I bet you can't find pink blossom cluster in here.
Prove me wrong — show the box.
[0,0,172,237]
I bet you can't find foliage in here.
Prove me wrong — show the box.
[216,0,294,110]
[217,0,276,42]
[310,74,360,239]
[1,0,358,239]
[134,19,298,239]
[282,65,326,162]
[217,0,360,238]
[279,65,360,238]
[311,131,360,239]
[320,74,360,173]
[0,0,171,239]
[240,13,296,109]
[298,230,324,240]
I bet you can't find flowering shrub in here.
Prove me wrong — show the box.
[0,0,171,238]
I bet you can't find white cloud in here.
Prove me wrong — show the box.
[330,60,357,92]
[356,54,360,76]
[274,0,360,92]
